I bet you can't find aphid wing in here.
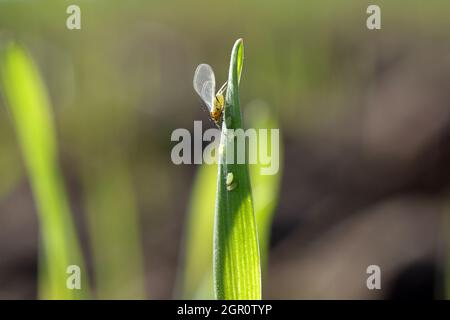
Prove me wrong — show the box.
[193,64,216,111]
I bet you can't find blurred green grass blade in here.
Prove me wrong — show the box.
[0,42,88,299]
[83,158,146,299]
[178,163,216,299]
[247,101,282,278]
[214,39,261,300]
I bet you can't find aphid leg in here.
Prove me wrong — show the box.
[216,113,223,129]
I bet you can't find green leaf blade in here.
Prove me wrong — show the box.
[214,39,261,300]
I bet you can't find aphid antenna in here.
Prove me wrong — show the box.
[217,82,228,95]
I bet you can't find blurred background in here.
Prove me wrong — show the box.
[0,0,449,299]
